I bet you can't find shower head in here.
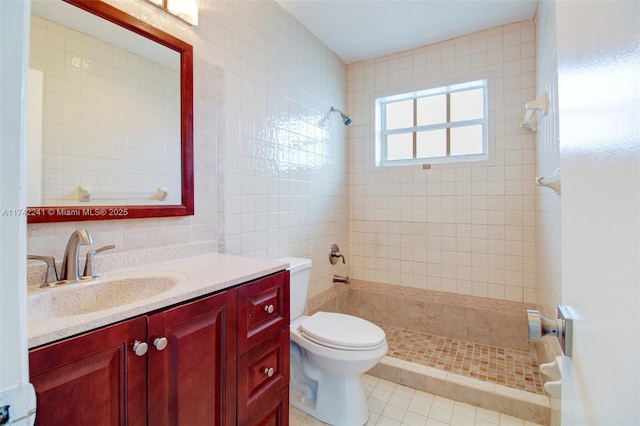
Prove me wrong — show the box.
[331,106,352,126]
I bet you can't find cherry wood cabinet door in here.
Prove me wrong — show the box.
[147,289,238,426]
[29,316,148,426]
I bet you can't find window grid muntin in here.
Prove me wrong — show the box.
[412,98,417,158]
[445,92,451,156]
[378,80,487,166]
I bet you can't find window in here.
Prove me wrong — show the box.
[376,80,488,166]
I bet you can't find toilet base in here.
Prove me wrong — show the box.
[290,373,369,426]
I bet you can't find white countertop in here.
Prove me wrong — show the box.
[28,253,289,348]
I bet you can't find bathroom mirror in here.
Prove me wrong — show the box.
[27,0,193,223]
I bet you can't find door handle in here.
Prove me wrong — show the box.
[526,305,574,357]
[527,310,564,342]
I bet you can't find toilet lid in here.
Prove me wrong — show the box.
[299,312,386,350]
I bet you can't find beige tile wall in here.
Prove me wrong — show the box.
[347,21,538,303]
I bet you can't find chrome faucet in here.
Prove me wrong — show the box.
[59,229,94,282]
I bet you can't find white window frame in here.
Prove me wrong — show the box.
[375,79,488,167]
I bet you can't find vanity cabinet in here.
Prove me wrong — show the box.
[237,272,290,425]
[29,271,289,426]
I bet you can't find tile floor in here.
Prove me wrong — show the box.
[289,375,545,426]
[381,326,544,395]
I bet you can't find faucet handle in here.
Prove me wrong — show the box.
[28,255,59,287]
[83,244,116,279]
[329,243,346,265]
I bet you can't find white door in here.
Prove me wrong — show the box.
[556,0,640,424]
[0,1,37,424]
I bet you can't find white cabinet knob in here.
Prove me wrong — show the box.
[264,304,275,314]
[133,340,148,356]
[153,337,168,351]
[264,367,274,378]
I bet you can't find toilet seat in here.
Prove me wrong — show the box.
[299,312,386,351]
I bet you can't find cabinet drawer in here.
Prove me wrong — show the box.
[237,329,289,424]
[238,271,289,353]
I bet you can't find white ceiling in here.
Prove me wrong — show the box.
[275,0,538,64]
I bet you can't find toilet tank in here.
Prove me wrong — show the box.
[277,257,312,321]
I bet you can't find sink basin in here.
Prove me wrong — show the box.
[28,276,177,320]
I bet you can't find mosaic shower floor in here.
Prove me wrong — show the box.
[381,325,545,395]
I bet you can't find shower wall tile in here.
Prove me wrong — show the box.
[206,1,350,298]
[347,20,537,303]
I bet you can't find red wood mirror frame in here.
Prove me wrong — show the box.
[28,0,194,223]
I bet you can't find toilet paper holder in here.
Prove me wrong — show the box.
[527,305,574,357]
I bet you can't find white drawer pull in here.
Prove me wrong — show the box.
[264,367,274,377]
[264,304,275,314]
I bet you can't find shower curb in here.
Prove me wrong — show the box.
[368,356,550,425]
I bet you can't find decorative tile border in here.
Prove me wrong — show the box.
[347,279,536,316]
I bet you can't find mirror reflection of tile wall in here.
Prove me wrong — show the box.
[28,15,181,206]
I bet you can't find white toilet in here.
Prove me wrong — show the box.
[279,257,388,426]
